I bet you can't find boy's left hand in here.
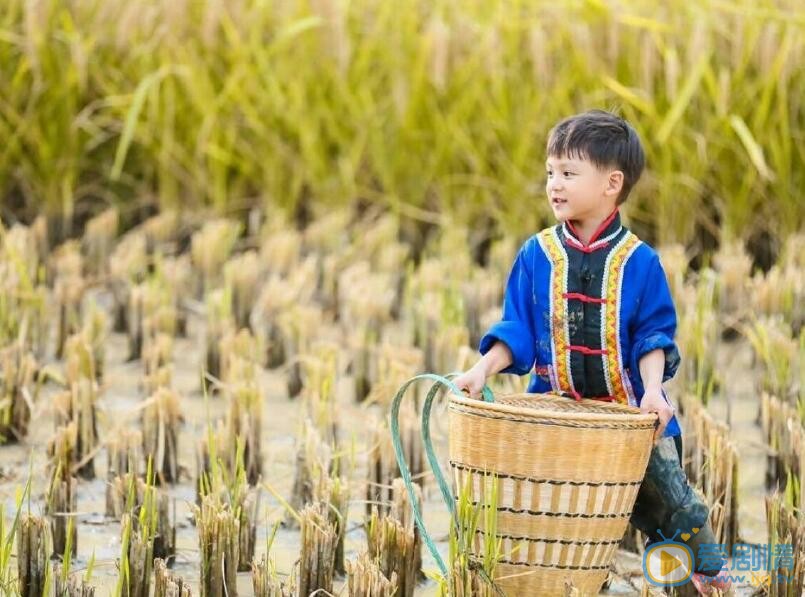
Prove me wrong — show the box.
[639,385,674,443]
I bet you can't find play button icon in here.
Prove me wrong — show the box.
[660,550,683,576]
[643,540,694,587]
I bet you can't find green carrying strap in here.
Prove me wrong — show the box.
[389,373,494,576]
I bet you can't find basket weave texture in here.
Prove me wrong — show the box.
[449,392,656,595]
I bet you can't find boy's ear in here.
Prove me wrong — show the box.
[605,170,624,197]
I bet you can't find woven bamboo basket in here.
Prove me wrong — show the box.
[448,392,657,595]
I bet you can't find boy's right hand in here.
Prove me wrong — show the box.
[453,364,487,399]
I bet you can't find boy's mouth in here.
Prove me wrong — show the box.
[551,196,567,205]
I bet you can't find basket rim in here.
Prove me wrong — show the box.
[450,392,658,425]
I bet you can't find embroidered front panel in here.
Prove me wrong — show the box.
[537,228,574,394]
[600,232,641,404]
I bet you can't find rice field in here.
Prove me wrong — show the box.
[1,0,804,595]
[0,208,801,595]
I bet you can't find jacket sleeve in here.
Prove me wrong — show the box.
[630,254,681,383]
[478,241,537,376]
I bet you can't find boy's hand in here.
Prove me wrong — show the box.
[640,385,674,443]
[453,364,487,400]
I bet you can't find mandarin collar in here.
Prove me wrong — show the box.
[562,208,622,249]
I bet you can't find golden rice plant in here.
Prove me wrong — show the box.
[1,490,29,594]
[106,469,176,563]
[116,511,152,597]
[657,244,689,305]
[366,409,424,519]
[744,316,800,401]
[142,387,183,484]
[0,343,37,444]
[277,304,323,398]
[158,254,193,337]
[52,241,85,359]
[462,266,504,349]
[366,478,423,597]
[749,233,804,333]
[17,512,50,597]
[218,328,261,386]
[224,380,263,487]
[51,517,76,595]
[2,0,804,249]
[765,491,805,597]
[303,209,351,255]
[676,269,720,405]
[53,566,96,597]
[105,428,143,516]
[338,262,396,401]
[129,276,176,362]
[140,210,182,253]
[438,473,503,597]
[0,223,48,356]
[713,239,753,330]
[142,333,174,393]
[346,552,399,597]
[259,226,301,278]
[300,340,342,445]
[202,288,235,393]
[288,421,332,519]
[56,336,100,479]
[252,521,294,596]
[190,219,242,296]
[252,276,296,368]
[761,393,804,509]
[297,500,338,597]
[45,447,77,558]
[108,232,148,333]
[113,463,165,596]
[679,393,739,549]
[224,250,262,331]
[81,302,108,381]
[82,207,119,277]
[154,558,191,597]
[194,494,240,597]
[365,343,423,408]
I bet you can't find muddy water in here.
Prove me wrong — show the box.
[0,296,765,596]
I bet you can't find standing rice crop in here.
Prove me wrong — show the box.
[676,270,720,405]
[194,494,240,597]
[366,479,422,597]
[108,232,147,333]
[82,207,119,278]
[0,344,37,444]
[297,500,338,597]
[154,558,191,597]
[52,242,84,359]
[765,491,805,597]
[190,219,242,297]
[679,394,740,549]
[17,512,49,597]
[744,316,800,401]
[761,393,804,509]
[439,473,503,597]
[142,388,182,484]
[225,250,262,331]
[252,521,294,596]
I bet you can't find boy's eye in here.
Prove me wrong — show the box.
[563,171,573,176]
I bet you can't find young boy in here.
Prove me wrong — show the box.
[454,110,728,593]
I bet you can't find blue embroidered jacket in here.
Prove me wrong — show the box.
[479,210,682,437]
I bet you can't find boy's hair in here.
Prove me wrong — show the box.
[547,109,645,204]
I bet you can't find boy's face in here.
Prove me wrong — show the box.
[545,154,622,223]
